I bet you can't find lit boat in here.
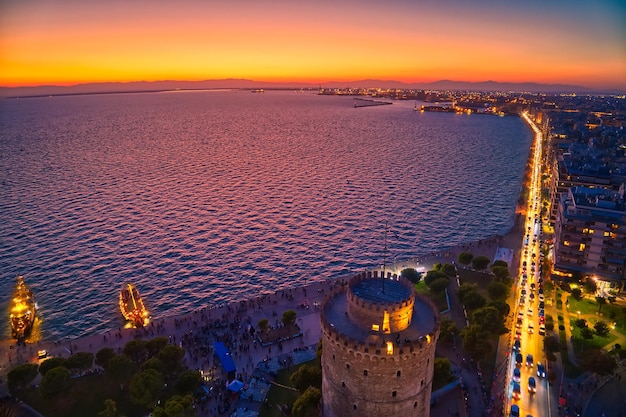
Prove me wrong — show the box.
[119,283,149,327]
[10,276,36,340]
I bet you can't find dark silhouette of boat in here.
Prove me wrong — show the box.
[119,283,149,327]
[10,276,36,341]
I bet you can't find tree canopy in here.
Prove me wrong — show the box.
[129,368,165,408]
[40,366,71,398]
[7,363,39,394]
[400,268,422,284]
[457,252,473,266]
[292,386,321,417]
[471,255,490,270]
[282,310,297,326]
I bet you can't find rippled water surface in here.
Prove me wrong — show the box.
[0,91,532,340]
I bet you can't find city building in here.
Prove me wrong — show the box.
[553,185,626,289]
[320,271,440,417]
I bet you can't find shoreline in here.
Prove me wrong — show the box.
[0,224,524,378]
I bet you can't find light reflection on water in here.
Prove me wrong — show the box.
[0,91,532,340]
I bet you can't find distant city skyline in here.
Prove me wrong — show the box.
[1,0,625,91]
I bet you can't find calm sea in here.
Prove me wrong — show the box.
[0,90,532,340]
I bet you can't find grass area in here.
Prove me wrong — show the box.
[457,269,492,292]
[18,373,147,417]
[566,297,626,333]
[571,326,618,353]
[260,359,319,417]
[478,334,498,395]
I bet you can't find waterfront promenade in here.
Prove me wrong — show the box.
[0,232,516,416]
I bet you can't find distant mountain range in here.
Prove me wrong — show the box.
[0,78,620,98]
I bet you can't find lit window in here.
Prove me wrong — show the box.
[579,243,586,251]
[588,229,594,234]
[371,324,380,331]
[604,231,610,237]
[386,341,393,355]
[383,311,390,334]
[564,241,570,246]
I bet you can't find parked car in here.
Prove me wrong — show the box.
[513,367,521,382]
[516,353,523,367]
[528,376,536,393]
[539,324,546,335]
[526,354,534,367]
[512,382,521,399]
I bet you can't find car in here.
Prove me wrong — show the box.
[539,301,545,309]
[539,308,545,316]
[539,315,545,324]
[538,294,544,302]
[528,376,536,393]
[515,353,523,367]
[538,287,544,295]
[529,292,535,300]
[526,354,534,367]
[512,382,521,399]
[530,283,536,290]
[527,308,533,316]
[528,323,534,334]
[516,329,523,340]
[537,363,546,378]
[513,339,521,352]
[37,350,48,359]
[513,367,521,382]
[510,404,520,417]
[523,261,527,267]
[521,288,527,296]
[539,324,546,335]
[516,318,523,328]
[519,296,525,306]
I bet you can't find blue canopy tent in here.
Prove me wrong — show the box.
[213,341,236,378]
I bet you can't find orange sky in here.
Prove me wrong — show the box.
[1,0,625,90]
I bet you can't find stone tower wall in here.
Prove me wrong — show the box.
[346,271,416,333]
[321,279,440,417]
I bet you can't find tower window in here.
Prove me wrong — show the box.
[353,404,357,410]
[392,391,397,397]
[414,401,418,408]
[332,354,335,360]
[363,370,368,376]
[397,370,401,377]
[346,363,350,369]
[342,382,346,387]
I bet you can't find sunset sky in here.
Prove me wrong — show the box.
[1,0,625,90]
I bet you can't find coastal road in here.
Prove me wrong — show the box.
[504,112,557,417]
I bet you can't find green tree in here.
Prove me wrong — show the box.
[7,363,38,394]
[146,337,169,358]
[290,363,322,392]
[428,277,450,293]
[282,310,297,326]
[435,263,456,277]
[581,327,595,342]
[461,325,491,361]
[596,296,607,313]
[492,260,508,268]
[40,366,71,398]
[106,354,135,388]
[98,399,119,417]
[462,291,486,310]
[457,283,478,303]
[66,351,94,374]
[594,321,610,337]
[39,356,67,376]
[571,288,582,300]
[584,279,597,295]
[141,357,166,374]
[544,335,561,353]
[129,368,165,408]
[487,281,509,300]
[175,370,202,395]
[471,255,490,270]
[96,347,116,369]
[438,317,457,344]
[458,252,473,267]
[152,394,194,417]
[472,306,506,334]
[258,318,269,334]
[424,270,447,286]
[488,300,510,317]
[292,386,321,417]
[575,318,587,329]
[123,339,148,363]
[491,266,510,282]
[433,357,453,388]
[401,268,422,284]
[158,344,186,378]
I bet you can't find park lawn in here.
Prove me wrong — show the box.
[260,358,319,417]
[570,327,618,353]
[19,373,147,417]
[457,269,493,292]
[566,298,626,334]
